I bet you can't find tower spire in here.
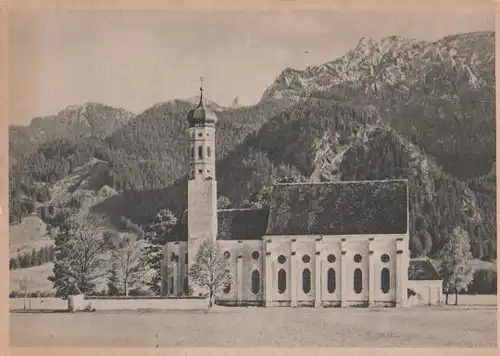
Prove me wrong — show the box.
[198,75,204,106]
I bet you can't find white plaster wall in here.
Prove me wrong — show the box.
[408,280,443,306]
[371,240,397,303]
[164,241,188,296]
[217,240,239,301]
[240,240,264,302]
[317,239,342,302]
[266,238,292,302]
[294,239,316,302]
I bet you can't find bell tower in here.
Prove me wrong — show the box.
[186,77,218,295]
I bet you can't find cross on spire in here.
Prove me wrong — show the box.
[198,75,204,106]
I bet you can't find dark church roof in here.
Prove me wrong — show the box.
[408,259,442,281]
[265,180,408,236]
[217,209,269,241]
[166,208,269,242]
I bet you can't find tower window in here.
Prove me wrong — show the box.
[302,255,311,263]
[224,251,231,260]
[354,254,362,263]
[278,269,287,294]
[327,268,336,293]
[185,253,188,264]
[207,146,211,158]
[381,254,390,263]
[252,251,260,260]
[183,277,189,295]
[302,268,311,294]
[251,270,260,294]
[169,277,174,295]
[198,132,202,137]
[353,268,363,294]
[191,147,194,159]
[327,254,336,263]
[277,255,286,264]
[198,169,202,174]
[381,268,390,294]
[198,146,203,159]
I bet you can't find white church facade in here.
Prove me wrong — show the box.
[162,87,442,308]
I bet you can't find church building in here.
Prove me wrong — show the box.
[162,86,442,308]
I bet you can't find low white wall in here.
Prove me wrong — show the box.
[10,297,208,311]
[10,297,68,311]
[87,297,208,311]
[408,280,442,306]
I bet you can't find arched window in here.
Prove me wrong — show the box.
[353,268,363,294]
[191,147,194,159]
[183,277,189,295]
[169,277,174,295]
[278,269,286,294]
[223,269,231,294]
[185,253,188,264]
[381,268,390,294]
[302,268,311,293]
[327,268,336,293]
[198,146,203,159]
[251,270,260,294]
[207,146,211,158]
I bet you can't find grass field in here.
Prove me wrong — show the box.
[10,306,497,347]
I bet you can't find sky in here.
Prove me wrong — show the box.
[9,9,494,125]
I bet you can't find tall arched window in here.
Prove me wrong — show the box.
[251,270,260,294]
[381,268,390,294]
[302,268,311,293]
[207,146,211,158]
[223,269,231,294]
[278,269,287,294]
[198,146,203,159]
[190,147,195,159]
[327,268,336,293]
[169,277,174,295]
[353,268,363,294]
[185,253,188,264]
[183,277,189,295]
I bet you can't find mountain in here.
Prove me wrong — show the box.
[261,31,495,180]
[9,102,135,162]
[8,31,496,264]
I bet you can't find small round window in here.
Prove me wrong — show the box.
[327,254,336,263]
[223,251,231,260]
[354,254,362,263]
[277,255,286,264]
[198,132,203,137]
[170,253,177,262]
[302,255,311,263]
[252,251,260,260]
[381,254,390,263]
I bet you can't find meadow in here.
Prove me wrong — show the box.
[10,304,497,347]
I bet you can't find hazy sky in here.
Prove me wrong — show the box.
[9,9,494,125]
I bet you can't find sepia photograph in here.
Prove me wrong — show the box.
[5,0,497,348]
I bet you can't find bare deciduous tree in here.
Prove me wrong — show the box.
[188,240,231,307]
[107,232,142,296]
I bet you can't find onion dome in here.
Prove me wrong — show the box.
[187,81,217,127]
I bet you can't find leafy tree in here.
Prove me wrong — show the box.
[48,214,107,297]
[188,240,231,307]
[9,258,20,270]
[217,196,232,209]
[438,227,474,305]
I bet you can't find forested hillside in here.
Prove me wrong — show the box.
[8,31,496,264]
